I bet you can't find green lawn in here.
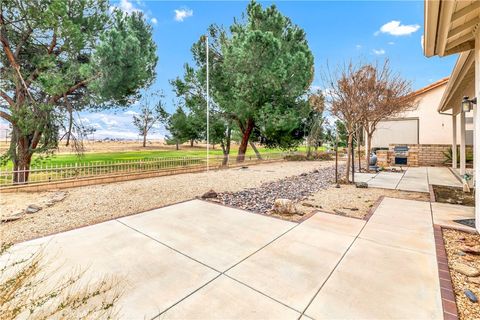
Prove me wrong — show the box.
[2,146,323,169]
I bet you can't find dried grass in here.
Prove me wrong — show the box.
[0,243,122,320]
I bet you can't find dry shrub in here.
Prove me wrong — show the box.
[0,243,122,319]
[284,152,333,161]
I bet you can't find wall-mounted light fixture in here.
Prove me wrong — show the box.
[462,96,477,113]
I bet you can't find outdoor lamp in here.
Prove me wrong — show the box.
[462,96,477,113]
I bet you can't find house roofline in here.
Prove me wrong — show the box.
[412,77,449,98]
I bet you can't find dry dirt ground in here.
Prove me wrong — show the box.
[0,161,332,244]
[297,184,430,219]
[443,229,480,320]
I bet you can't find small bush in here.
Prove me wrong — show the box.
[284,152,333,161]
[0,243,122,319]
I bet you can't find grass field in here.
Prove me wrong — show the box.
[1,144,324,169]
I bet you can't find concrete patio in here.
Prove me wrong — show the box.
[4,198,446,319]
[353,166,462,193]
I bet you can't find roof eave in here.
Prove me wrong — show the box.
[423,0,440,57]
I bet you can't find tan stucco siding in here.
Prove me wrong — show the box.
[370,83,473,148]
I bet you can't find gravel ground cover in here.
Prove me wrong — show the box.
[215,165,343,219]
[0,161,333,244]
[443,229,480,320]
[214,169,429,221]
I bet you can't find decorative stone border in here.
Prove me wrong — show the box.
[433,225,459,320]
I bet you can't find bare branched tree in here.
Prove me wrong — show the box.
[358,60,418,171]
[132,91,168,147]
[323,62,365,182]
[306,90,325,158]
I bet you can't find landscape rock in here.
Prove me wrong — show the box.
[452,262,480,277]
[44,200,55,207]
[459,245,480,255]
[272,199,297,215]
[0,212,24,223]
[333,209,347,216]
[355,182,368,188]
[201,189,218,199]
[468,277,480,285]
[26,204,42,214]
[464,289,478,303]
[51,191,67,202]
[302,202,315,208]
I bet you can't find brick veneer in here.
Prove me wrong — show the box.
[433,225,459,320]
[376,144,473,167]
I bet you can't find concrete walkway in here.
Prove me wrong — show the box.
[354,166,461,192]
[5,199,443,319]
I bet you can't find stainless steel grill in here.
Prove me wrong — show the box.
[393,146,409,165]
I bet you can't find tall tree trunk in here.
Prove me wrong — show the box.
[176,140,179,150]
[365,132,372,173]
[345,133,353,182]
[12,134,33,184]
[190,139,194,147]
[222,126,232,166]
[357,127,361,172]
[249,141,262,160]
[65,108,73,147]
[237,118,254,162]
[142,131,147,147]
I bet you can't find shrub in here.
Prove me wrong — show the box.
[0,243,122,319]
[284,152,333,161]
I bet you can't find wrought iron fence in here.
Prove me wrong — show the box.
[0,153,288,188]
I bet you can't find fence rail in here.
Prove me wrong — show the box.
[0,153,289,188]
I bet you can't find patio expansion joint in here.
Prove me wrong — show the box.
[356,234,436,257]
[393,169,408,190]
[297,216,370,320]
[116,216,303,319]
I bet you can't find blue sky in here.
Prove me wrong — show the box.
[1,0,459,140]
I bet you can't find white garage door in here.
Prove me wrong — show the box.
[371,119,419,148]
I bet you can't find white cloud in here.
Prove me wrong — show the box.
[375,20,420,36]
[151,17,158,25]
[78,111,168,140]
[388,41,395,45]
[111,0,141,15]
[372,48,386,55]
[174,8,193,22]
[355,44,362,49]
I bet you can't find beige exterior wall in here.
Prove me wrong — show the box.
[370,82,473,148]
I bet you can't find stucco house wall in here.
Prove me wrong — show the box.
[370,79,473,148]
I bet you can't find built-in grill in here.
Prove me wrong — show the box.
[393,145,409,165]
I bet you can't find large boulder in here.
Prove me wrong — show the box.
[272,199,297,215]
